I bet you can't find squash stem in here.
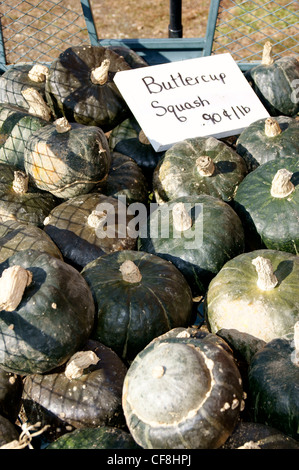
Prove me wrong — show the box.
[13,171,29,194]
[261,41,274,66]
[271,169,295,198]
[172,202,193,232]
[21,88,52,121]
[90,59,110,85]
[54,117,72,133]
[28,64,48,83]
[119,260,142,283]
[87,209,107,229]
[0,265,32,311]
[65,350,99,380]
[252,256,278,291]
[264,118,282,137]
[196,156,215,176]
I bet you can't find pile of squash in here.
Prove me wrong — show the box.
[0,42,298,450]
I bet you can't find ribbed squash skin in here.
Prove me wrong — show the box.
[81,250,193,361]
[0,163,58,227]
[153,136,247,203]
[22,340,127,433]
[122,327,243,449]
[110,116,165,179]
[0,104,48,169]
[236,116,299,172]
[24,122,111,199]
[233,157,299,254]
[94,151,149,205]
[138,195,245,296]
[0,64,48,111]
[44,193,136,270]
[46,426,139,449]
[0,250,95,375]
[45,45,131,131]
[246,56,299,117]
[205,249,299,343]
[0,219,62,263]
[248,334,299,440]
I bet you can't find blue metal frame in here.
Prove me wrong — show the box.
[80,0,221,65]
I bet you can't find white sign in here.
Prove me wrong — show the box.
[114,53,270,152]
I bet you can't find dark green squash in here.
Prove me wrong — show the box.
[94,151,149,205]
[138,195,245,296]
[153,136,247,204]
[45,45,131,131]
[0,414,20,448]
[236,116,299,172]
[43,193,136,270]
[0,219,62,263]
[0,63,49,112]
[205,249,299,346]
[221,421,299,449]
[0,367,23,422]
[0,163,58,227]
[122,327,244,449]
[233,156,299,254]
[46,426,140,449]
[0,102,50,169]
[246,42,299,117]
[248,322,299,440]
[22,339,127,439]
[24,118,111,199]
[0,249,95,375]
[81,250,193,361]
[105,45,148,69]
[110,116,165,180]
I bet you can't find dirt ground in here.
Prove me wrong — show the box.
[90,0,211,40]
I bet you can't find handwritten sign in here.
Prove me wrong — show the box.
[114,53,270,152]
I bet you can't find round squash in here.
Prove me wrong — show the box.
[0,249,95,375]
[24,118,111,199]
[233,156,299,254]
[236,116,299,172]
[205,249,299,345]
[122,326,244,449]
[46,426,139,449]
[248,322,299,440]
[0,63,49,112]
[153,136,247,204]
[22,339,127,438]
[110,116,165,180]
[45,45,131,131]
[0,102,50,169]
[81,250,193,361]
[138,195,245,296]
[94,151,149,205]
[246,42,299,117]
[0,164,58,227]
[0,219,62,263]
[43,193,136,270]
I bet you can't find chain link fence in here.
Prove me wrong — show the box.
[0,0,298,72]
[212,0,299,65]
